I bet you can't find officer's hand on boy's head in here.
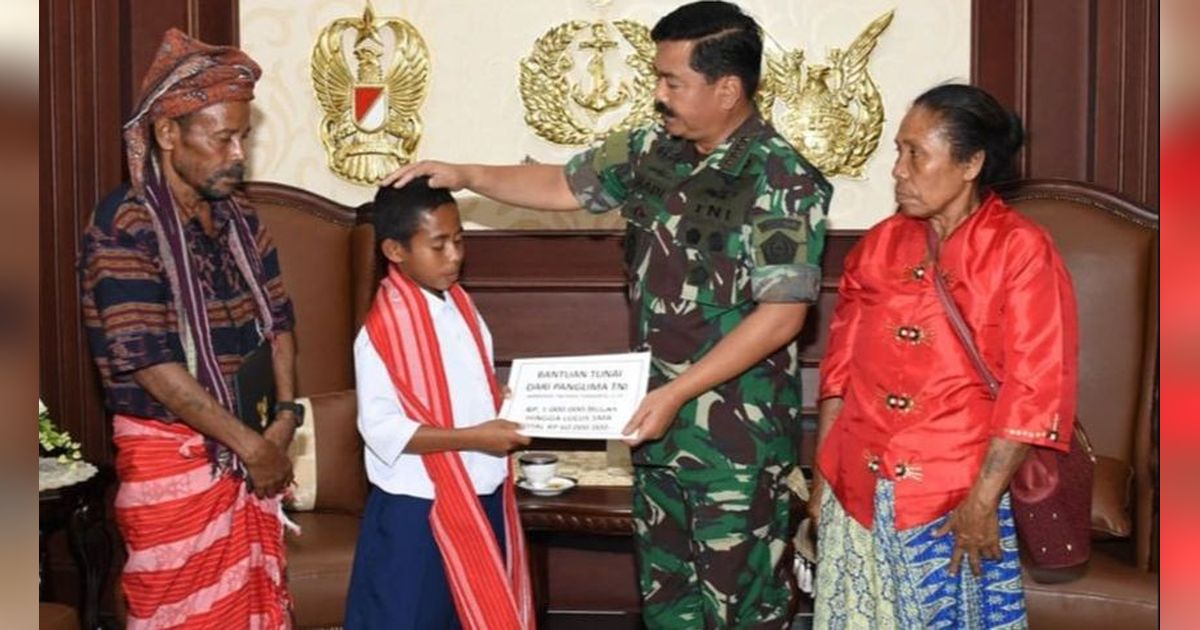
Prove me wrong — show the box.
[382,160,468,191]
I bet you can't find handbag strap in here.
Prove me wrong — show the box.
[925,222,1001,399]
[924,222,1097,458]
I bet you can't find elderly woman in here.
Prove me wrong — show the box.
[810,84,1078,628]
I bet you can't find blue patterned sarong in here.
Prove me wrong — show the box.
[813,481,1027,629]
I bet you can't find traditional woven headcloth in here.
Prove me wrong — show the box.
[123,28,261,196]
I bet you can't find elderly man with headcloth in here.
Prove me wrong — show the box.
[79,29,298,628]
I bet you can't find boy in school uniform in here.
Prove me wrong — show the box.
[345,177,535,630]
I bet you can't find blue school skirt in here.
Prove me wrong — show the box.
[344,486,506,630]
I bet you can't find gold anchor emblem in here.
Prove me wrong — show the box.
[520,20,656,146]
[759,10,894,178]
[571,23,632,114]
[311,2,431,184]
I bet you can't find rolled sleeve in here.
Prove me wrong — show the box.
[563,128,638,214]
[748,167,831,303]
[354,329,421,466]
[990,228,1079,452]
[751,263,821,303]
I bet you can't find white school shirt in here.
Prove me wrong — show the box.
[354,288,507,498]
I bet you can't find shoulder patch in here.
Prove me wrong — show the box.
[752,214,808,266]
[761,232,799,265]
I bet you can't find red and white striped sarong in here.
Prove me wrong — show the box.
[113,414,291,629]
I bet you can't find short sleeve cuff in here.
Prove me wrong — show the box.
[106,332,183,376]
[751,263,822,303]
[363,415,420,467]
[818,366,848,401]
[818,387,845,402]
[270,298,296,334]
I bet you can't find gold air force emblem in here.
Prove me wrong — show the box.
[311,3,430,184]
[759,10,894,178]
[520,20,657,146]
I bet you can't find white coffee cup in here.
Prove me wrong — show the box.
[519,452,559,489]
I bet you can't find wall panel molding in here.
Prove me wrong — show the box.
[972,0,1159,208]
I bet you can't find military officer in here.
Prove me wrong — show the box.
[387,2,831,628]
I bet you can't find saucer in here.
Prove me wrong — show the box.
[517,475,577,497]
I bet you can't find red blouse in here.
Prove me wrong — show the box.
[817,193,1078,530]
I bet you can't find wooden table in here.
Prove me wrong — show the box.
[39,463,115,630]
[518,485,642,629]
[517,473,816,629]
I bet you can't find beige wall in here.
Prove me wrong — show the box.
[240,0,970,229]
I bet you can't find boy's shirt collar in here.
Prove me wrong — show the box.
[418,285,455,316]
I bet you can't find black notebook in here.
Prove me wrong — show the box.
[232,342,276,433]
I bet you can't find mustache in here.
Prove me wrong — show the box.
[198,163,246,200]
[214,163,246,182]
[654,101,676,118]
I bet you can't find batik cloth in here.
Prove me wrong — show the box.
[814,481,1027,629]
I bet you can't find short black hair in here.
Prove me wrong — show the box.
[913,83,1025,189]
[651,1,762,98]
[372,176,455,248]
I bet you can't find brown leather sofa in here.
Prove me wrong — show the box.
[247,183,373,629]
[247,178,1159,629]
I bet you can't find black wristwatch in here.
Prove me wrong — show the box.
[274,401,305,428]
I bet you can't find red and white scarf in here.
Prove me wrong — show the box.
[364,266,534,630]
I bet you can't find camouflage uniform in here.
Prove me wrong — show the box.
[565,113,831,629]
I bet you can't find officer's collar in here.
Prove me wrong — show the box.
[696,110,768,177]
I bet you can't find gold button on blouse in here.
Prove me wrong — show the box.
[895,325,924,343]
[885,394,913,411]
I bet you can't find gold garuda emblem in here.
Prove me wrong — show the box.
[520,20,656,146]
[759,10,894,178]
[311,3,430,185]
